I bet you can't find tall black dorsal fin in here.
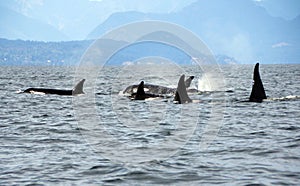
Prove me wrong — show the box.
[174,75,192,104]
[185,76,194,88]
[72,79,85,95]
[134,81,146,100]
[249,63,267,102]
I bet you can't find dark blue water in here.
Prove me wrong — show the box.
[0,64,299,185]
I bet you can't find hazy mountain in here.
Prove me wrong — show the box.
[0,6,68,41]
[1,0,298,42]
[88,0,300,63]
[0,0,197,40]
[1,0,299,63]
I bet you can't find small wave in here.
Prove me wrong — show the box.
[15,90,23,94]
[278,126,299,131]
[268,95,300,101]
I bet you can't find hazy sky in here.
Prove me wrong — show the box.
[254,0,300,20]
[5,0,300,20]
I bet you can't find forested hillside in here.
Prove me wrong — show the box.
[0,39,92,65]
[0,38,237,65]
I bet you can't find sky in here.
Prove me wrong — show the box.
[254,0,300,20]
[11,0,300,20]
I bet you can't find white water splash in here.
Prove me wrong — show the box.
[197,73,224,92]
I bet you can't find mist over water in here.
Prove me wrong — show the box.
[0,64,299,185]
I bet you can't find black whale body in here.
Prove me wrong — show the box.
[123,76,195,97]
[131,75,193,104]
[23,79,85,96]
[124,62,268,104]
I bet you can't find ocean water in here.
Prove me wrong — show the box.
[0,64,299,185]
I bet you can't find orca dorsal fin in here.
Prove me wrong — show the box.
[72,79,85,95]
[134,81,146,100]
[185,76,194,88]
[174,75,192,104]
[249,63,266,102]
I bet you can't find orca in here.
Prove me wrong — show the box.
[123,76,195,97]
[130,75,193,104]
[23,79,85,96]
[174,74,192,104]
[132,81,162,100]
[249,63,266,102]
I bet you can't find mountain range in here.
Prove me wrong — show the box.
[88,0,300,63]
[0,0,299,63]
[0,6,67,41]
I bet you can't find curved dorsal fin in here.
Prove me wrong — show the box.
[134,81,146,100]
[72,79,85,95]
[184,76,194,88]
[249,63,266,102]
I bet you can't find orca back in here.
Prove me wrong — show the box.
[23,79,85,96]
[249,63,267,102]
[24,88,72,95]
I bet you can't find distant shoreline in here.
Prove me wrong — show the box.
[0,38,299,66]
